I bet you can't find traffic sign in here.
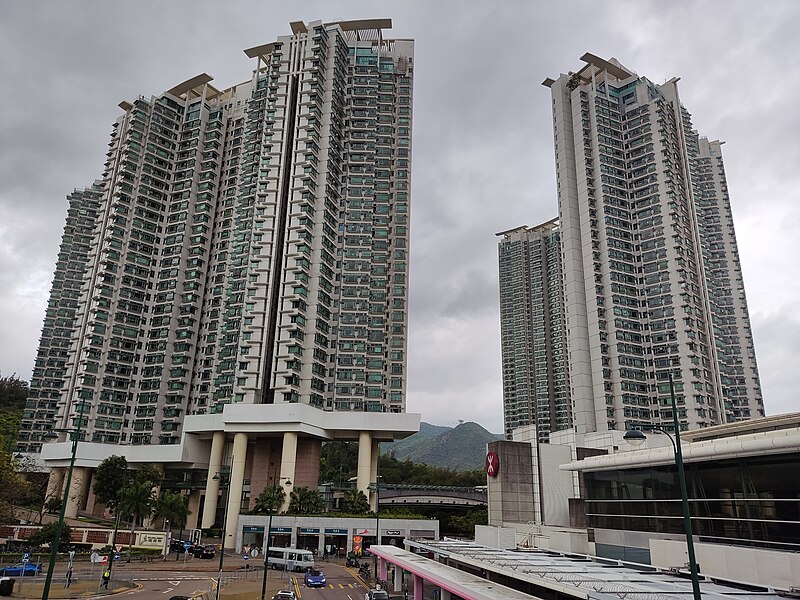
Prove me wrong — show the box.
[22,552,30,563]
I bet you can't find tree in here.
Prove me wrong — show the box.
[118,478,157,557]
[92,455,129,512]
[27,522,74,551]
[118,479,157,527]
[341,489,370,514]
[287,487,324,515]
[44,496,62,515]
[153,491,190,560]
[319,441,358,483]
[0,374,28,410]
[0,449,29,522]
[253,485,286,515]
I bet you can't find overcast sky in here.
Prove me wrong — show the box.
[1,1,798,434]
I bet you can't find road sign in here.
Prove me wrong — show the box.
[22,552,30,563]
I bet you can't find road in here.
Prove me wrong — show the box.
[107,562,379,600]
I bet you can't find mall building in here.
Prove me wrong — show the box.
[486,413,800,590]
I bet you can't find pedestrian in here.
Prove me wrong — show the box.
[101,569,111,589]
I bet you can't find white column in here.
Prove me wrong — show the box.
[202,431,225,528]
[224,432,248,550]
[279,431,298,511]
[393,564,402,592]
[143,463,164,528]
[357,431,372,507]
[187,489,201,530]
[45,467,65,503]
[64,466,88,519]
[440,589,451,599]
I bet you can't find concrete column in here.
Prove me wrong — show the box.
[64,466,89,519]
[144,463,164,528]
[187,489,201,530]
[279,431,298,511]
[393,564,402,592]
[224,432,249,550]
[379,557,387,580]
[45,467,65,503]
[413,574,423,600]
[440,588,451,599]
[202,431,225,528]
[357,431,372,507]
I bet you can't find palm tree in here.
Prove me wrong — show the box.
[342,489,370,514]
[152,491,191,560]
[253,485,286,515]
[287,487,324,515]
[118,479,157,559]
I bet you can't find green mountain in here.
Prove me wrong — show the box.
[382,422,503,471]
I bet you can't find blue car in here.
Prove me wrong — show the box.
[1,563,43,576]
[304,569,326,587]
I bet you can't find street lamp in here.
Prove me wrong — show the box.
[371,473,383,579]
[259,477,292,600]
[623,373,702,600]
[212,465,232,600]
[40,403,86,600]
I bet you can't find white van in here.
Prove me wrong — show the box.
[265,547,314,572]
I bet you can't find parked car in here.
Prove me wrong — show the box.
[0,563,42,577]
[304,569,326,587]
[192,544,216,559]
[272,592,296,600]
[169,540,194,554]
[365,590,389,600]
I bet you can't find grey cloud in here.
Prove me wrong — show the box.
[1,0,798,433]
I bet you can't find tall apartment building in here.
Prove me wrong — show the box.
[497,220,570,441]
[498,53,763,441]
[19,19,414,455]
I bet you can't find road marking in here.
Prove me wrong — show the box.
[169,580,181,586]
[162,588,173,594]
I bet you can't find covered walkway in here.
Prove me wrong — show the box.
[370,544,533,600]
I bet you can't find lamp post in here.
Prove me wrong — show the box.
[372,473,383,579]
[259,477,292,600]
[213,460,232,600]
[40,403,86,600]
[623,373,701,600]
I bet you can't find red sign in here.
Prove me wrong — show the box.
[486,451,500,477]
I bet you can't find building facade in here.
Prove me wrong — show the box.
[498,53,763,439]
[19,18,413,454]
[20,19,419,546]
[497,221,570,441]
[560,413,800,589]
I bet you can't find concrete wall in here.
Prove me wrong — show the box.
[487,441,536,526]
[651,538,800,590]
[475,525,517,550]
[539,443,573,527]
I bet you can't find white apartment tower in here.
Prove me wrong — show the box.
[19,19,414,453]
[497,220,571,441]
[539,53,763,434]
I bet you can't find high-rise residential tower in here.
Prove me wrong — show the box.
[497,220,570,441]
[20,20,419,538]
[498,53,763,440]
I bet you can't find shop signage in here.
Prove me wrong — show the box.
[385,530,401,536]
[299,528,320,534]
[243,526,265,533]
[325,529,348,535]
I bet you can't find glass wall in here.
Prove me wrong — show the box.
[583,452,800,549]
